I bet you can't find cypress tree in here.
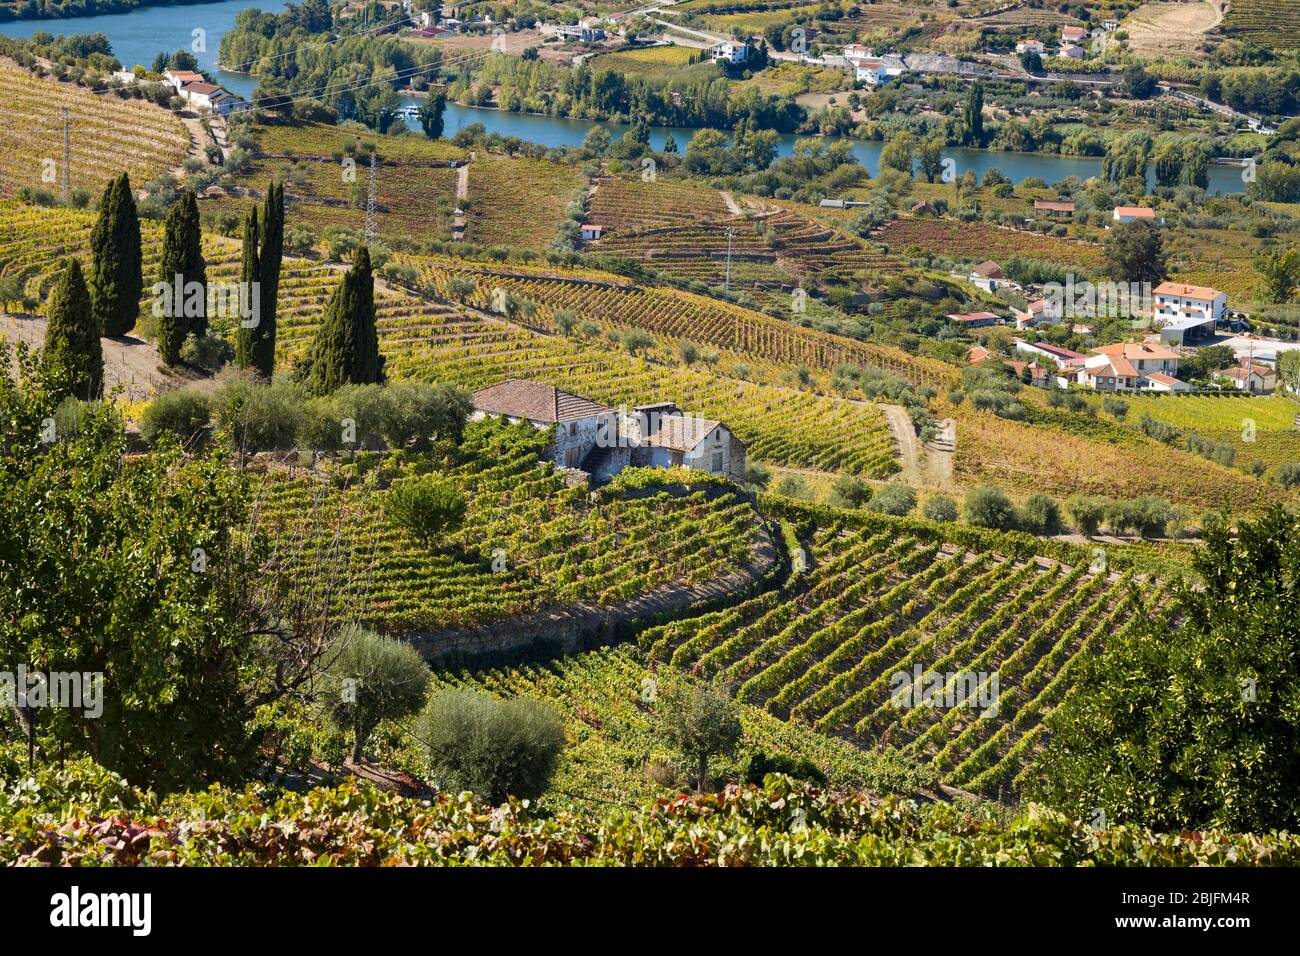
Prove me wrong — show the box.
[156,189,207,366]
[234,205,261,372]
[297,246,385,395]
[89,172,143,338]
[254,181,284,378]
[962,82,984,147]
[44,258,103,401]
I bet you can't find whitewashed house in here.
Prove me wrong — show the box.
[1015,40,1046,55]
[1058,44,1085,60]
[1072,342,1188,391]
[1220,363,1278,394]
[968,260,1006,292]
[1153,282,1227,327]
[1113,206,1157,224]
[163,69,205,91]
[470,381,746,481]
[179,82,236,116]
[710,41,750,64]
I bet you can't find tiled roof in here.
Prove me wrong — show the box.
[1114,206,1155,218]
[971,260,1003,277]
[642,415,722,452]
[1092,342,1180,362]
[472,379,611,423]
[1154,281,1224,300]
[1145,371,1184,387]
[1033,200,1074,212]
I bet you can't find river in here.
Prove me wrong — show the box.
[1,0,1247,193]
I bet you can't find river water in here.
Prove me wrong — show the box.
[1,0,1247,192]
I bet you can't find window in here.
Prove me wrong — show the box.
[710,452,724,473]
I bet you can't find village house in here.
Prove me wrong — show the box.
[1014,298,1063,328]
[1153,282,1227,346]
[948,311,1003,328]
[1220,363,1278,394]
[580,224,604,241]
[162,69,205,91]
[469,380,746,482]
[1113,206,1157,224]
[554,21,605,42]
[1033,199,1074,219]
[1071,342,1188,392]
[1014,338,1086,369]
[1061,25,1087,43]
[968,260,1006,292]
[1058,43,1086,60]
[1015,40,1046,55]
[710,41,750,64]
[177,82,236,115]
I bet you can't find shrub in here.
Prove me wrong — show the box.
[922,493,958,522]
[1102,396,1128,421]
[1018,493,1062,536]
[964,486,1018,530]
[211,376,303,452]
[829,475,872,509]
[140,389,211,446]
[866,483,916,516]
[657,679,742,793]
[1065,495,1107,537]
[418,689,565,803]
[742,750,827,787]
[318,628,431,763]
[1277,462,1300,488]
[179,331,234,371]
[384,474,466,550]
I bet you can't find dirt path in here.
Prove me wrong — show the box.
[719,190,743,217]
[455,163,469,203]
[1,312,205,401]
[881,403,924,481]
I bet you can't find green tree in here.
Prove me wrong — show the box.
[234,205,262,372]
[383,473,466,549]
[319,628,430,763]
[657,679,742,792]
[43,258,102,402]
[417,88,447,139]
[916,135,945,184]
[1104,219,1166,284]
[1030,507,1300,831]
[963,485,1017,530]
[419,689,565,803]
[961,82,984,147]
[88,172,143,338]
[879,131,916,175]
[0,348,351,790]
[1255,247,1300,304]
[296,246,385,394]
[157,189,207,366]
[922,493,958,522]
[255,181,285,378]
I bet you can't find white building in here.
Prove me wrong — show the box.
[1072,342,1187,391]
[1113,206,1157,224]
[1220,363,1278,394]
[179,82,236,116]
[968,260,1005,292]
[710,41,750,64]
[1061,25,1087,43]
[1154,281,1227,328]
[1015,40,1046,55]
[1058,43,1085,60]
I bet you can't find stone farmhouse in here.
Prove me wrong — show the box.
[470,380,746,482]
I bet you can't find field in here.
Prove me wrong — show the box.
[1090,391,1300,467]
[878,217,1106,272]
[1123,1,1226,57]
[464,155,582,250]
[950,401,1283,510]
[254,418,763,634]
[1220,0,1300,51]
[0,60,190,199]
[430,644,923,810]
[586,44,709,78]
[587,175,733,234]
[641,505,1166,797]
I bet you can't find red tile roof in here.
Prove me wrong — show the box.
[472,379,611,423]
[1114,206,1155,219]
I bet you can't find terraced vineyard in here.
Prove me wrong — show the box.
[432,643,925,809]
[410,253,952,388]
[878,217,1106,272]
[593,206,902,295]
[464,155,582,249]
[1220,0,1300,51]
[587,175,733,234]
[255,417,763,634]
[0,61,190,198]
[642,510,1167,796]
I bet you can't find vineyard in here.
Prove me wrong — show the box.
[464,155,582,250]
[877,217,1106,273]
[586,175,733,234]
[1093,391,1300,467]
[640,507,1166,796]
[1220,0,1300,51]
[254,417,763,634]
[951,402,1283,510]
[409,252,952,388]
[0,61,189,199]
[429,643,925,810]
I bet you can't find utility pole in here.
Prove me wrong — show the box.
[724,226,733,294]
[364,152,378,247]
[61,106,70,204]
